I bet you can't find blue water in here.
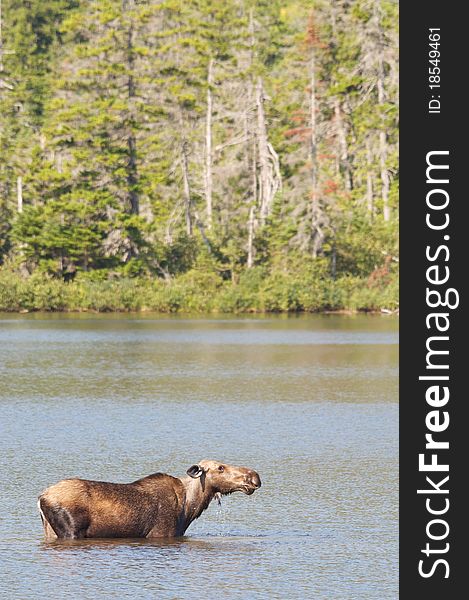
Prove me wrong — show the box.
[0,314,398,599]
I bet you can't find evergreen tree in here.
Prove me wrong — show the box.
[1,0,398,289]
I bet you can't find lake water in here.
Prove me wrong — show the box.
[0,314,398,599]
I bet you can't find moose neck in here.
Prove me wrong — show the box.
[180,476,216,530]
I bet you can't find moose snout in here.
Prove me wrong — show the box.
[246,471,261,489]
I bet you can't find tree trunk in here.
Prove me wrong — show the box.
[256,77,269,224]
[245,8,257,267]
[246,76,257,224]
[329,4,352,193]
[309,46,324,258]
[193,209,212,251]
[17,176,23,213]
[246,78,257,269]
[126,4,139,216]
[256,77,281,225]
[181,142,192,237]
[246,7,256,180]
[374,1,390,222]
[331,230,337,279]
[379,126,390,222]
[0,0,4,74]
[366,136,374,219]
[334,97,352,191]
[127,131,139,215]
[204,58,214,230]
[247,205,255,268]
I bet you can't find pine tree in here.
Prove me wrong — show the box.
[1,0,399,286]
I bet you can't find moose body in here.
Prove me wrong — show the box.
[38,460,261,540]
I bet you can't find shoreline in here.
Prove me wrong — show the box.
[3,307,399,316]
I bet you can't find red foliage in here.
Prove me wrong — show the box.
[304,13,327,50]
[284,127,311,139]
[322,179,338,194]
[368,255,393,288]
[306,14,320,47]
[291,110,307,124]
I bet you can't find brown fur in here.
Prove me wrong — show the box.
[38,460,261,540]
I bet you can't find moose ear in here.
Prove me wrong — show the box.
[186,464,204,478]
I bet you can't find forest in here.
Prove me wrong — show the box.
[0,0,398,312]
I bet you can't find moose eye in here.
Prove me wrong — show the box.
[218,465,225,472]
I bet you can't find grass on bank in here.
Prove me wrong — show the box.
[0,266,398,313]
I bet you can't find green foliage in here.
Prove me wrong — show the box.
[0,0,398,312]
[0,267,398,313]
[0,269,71,311]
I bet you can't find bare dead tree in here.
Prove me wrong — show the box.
[329,3,352,192]
[373,0,390,222]
[256,77,281,225]
[181,140,193,237]
[366,135,374,218]
[124,0,139,216]
[333,98,352,191]
[247,205,256,268]
[307,17,326,258]
[204,57,214,230]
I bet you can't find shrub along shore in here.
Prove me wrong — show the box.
[0,268,398,314]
